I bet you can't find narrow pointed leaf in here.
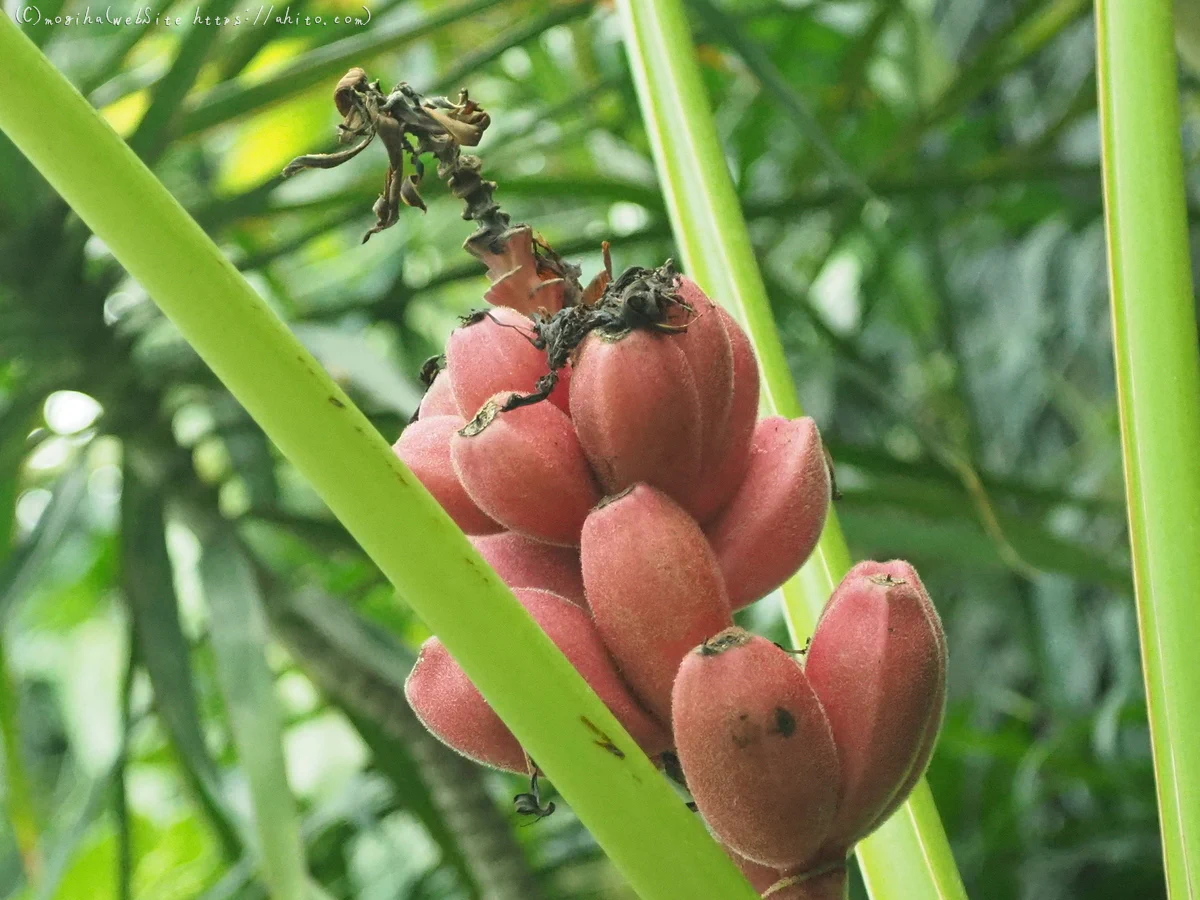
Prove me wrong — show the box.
[175,0,507,136]
[33,769,115,900]
[81,0,180,95]
[689,0,872,200]
[425,2,592,98]
[120,459,242,859]
[128,0,240,160]
[0,456,90,621]
[199,530,308,900]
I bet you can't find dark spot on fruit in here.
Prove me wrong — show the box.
[772,707,796,737]
[329,396,346,408]
[731,718,761,749]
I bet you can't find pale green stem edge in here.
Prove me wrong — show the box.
[201,531,308,899]
[1095,2,1200,895]
[0,16,758,900]
[614,2,967,898]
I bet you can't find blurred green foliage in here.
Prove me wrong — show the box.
[0,0,1184,897]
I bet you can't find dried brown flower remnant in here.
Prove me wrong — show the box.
[486,259,696,413]
[283,68,495,242]
[285,68,593,340]
[281,66,585,310]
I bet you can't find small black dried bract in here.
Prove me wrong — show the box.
[514,768,556,823]
[408,354,446,424]
[419,354,445,388]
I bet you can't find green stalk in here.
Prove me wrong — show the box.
[1095,2,1200,894]
[614,2,966,898]
[0,18,756,900]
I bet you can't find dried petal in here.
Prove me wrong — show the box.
[473,226,567,315]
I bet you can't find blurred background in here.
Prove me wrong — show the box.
[0,0,1189,896]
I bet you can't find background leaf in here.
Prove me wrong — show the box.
[120,454,244,867]
[198,527,309,900]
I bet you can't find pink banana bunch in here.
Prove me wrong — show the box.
[674,561,946,898]
[396,273,947,898]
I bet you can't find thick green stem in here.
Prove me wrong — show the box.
[0,15,756,899]
[1095,1,1200,893]
[615,2,967,898]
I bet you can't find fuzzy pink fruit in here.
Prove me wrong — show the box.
[405,588,669,770]
[451,394,600,546]
[518,588,670,755]
[418,369,460,419]
[857,564,947,836]
[706,417,830,609]
[393,415,501,535]
[444,306,568,417]
[685,305,761,523]
[405,635,526,772]
[581,484,731,722]
[569,329,703,504]
[469,532,585,607]
[805,560,946,851]
[673,278,734,477]
[672,628,841,869]
[866,665,944,834]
